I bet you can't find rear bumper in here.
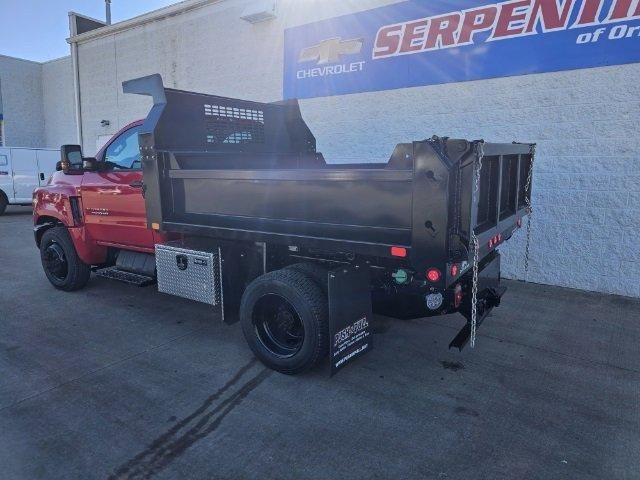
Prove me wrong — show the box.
[449,252,505,351]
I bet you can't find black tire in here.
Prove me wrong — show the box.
[0,191,7,216]
[40,226,91,291]
[285,262,329,292]
[240,269,329,375]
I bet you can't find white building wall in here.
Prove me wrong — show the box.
[74,0,640,298]
[42,56,77,148]
[0,55,44,148]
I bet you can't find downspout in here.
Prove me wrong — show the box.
[69,13,83,148]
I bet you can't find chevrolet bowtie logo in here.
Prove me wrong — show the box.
[299,37,364,65]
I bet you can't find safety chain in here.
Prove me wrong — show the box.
[524,144,536,276]
[470,141,484,348]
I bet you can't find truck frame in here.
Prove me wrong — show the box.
[33,74,534,375]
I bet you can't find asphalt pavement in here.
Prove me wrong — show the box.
[1,205,639,480]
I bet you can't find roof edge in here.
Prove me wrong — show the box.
[68,0,225,44]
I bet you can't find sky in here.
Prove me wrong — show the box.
[0,0,181,62]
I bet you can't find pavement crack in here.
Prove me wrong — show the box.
[109,359,272,480]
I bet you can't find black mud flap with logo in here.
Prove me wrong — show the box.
[328,265,373,376]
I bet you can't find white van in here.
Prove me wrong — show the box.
[0,147,60,215]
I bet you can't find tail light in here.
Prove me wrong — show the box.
[390,246,407,258]
[450,264,459,277]
[489,234,503,249]
[426,268,441,283]
[454,284,463,308]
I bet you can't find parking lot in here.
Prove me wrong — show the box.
[0,205,638,479]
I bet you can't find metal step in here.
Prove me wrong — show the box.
[94,266,155,287]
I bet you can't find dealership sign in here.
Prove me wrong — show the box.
[283,0,640,99]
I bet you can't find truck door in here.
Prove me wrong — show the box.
[0,149,12,202]
[36,150,59,185]
[81,124,155,251]
[10,148,39,201]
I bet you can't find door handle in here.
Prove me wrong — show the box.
[129,180,146,198]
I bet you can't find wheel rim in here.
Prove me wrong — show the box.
[253,294,304,358]
[43,242,68,281]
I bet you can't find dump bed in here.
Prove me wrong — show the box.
[125,75,534,285]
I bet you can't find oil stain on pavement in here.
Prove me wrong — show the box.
[439,360,464,371]
[109,359,272,479]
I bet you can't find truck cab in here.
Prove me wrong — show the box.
[33,121,166,274]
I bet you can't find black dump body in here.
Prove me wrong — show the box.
[124,74,533,288]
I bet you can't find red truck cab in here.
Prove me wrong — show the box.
[33,121,165,290]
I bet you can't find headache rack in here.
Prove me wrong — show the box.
[124,74,534,284]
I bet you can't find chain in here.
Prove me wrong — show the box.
[524,144,536,276]
[470,231,480,348]
[474,141,484,194]
[470,141,484,348]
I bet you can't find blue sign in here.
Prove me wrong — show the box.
[283,0,640,99]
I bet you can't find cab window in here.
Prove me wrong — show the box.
[105,126,141,169]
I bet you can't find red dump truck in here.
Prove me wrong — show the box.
[33,74,534,375]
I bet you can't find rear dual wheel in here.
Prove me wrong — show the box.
[240,268,329,375]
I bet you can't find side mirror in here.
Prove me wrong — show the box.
[82,158,98,172]
[60,144,83,174]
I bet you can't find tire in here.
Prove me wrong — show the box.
[40,226,91,291]
[285,262,329,292]
[0,191,7,216]
[240,269,329,375]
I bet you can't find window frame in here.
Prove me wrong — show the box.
[99,125,142,171]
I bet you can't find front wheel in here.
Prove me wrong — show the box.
[240,269,329,375]
[40,226,91,291]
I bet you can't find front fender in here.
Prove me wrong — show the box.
[33,181,107,265]
[33,182,79,228]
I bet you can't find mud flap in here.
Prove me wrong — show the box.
[328,265,373,376]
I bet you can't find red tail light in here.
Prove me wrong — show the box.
[390,246,407,258]
[489,234,503,249]
[426,268,441,282]
[454,284,463,308]
[450,264,459,277]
